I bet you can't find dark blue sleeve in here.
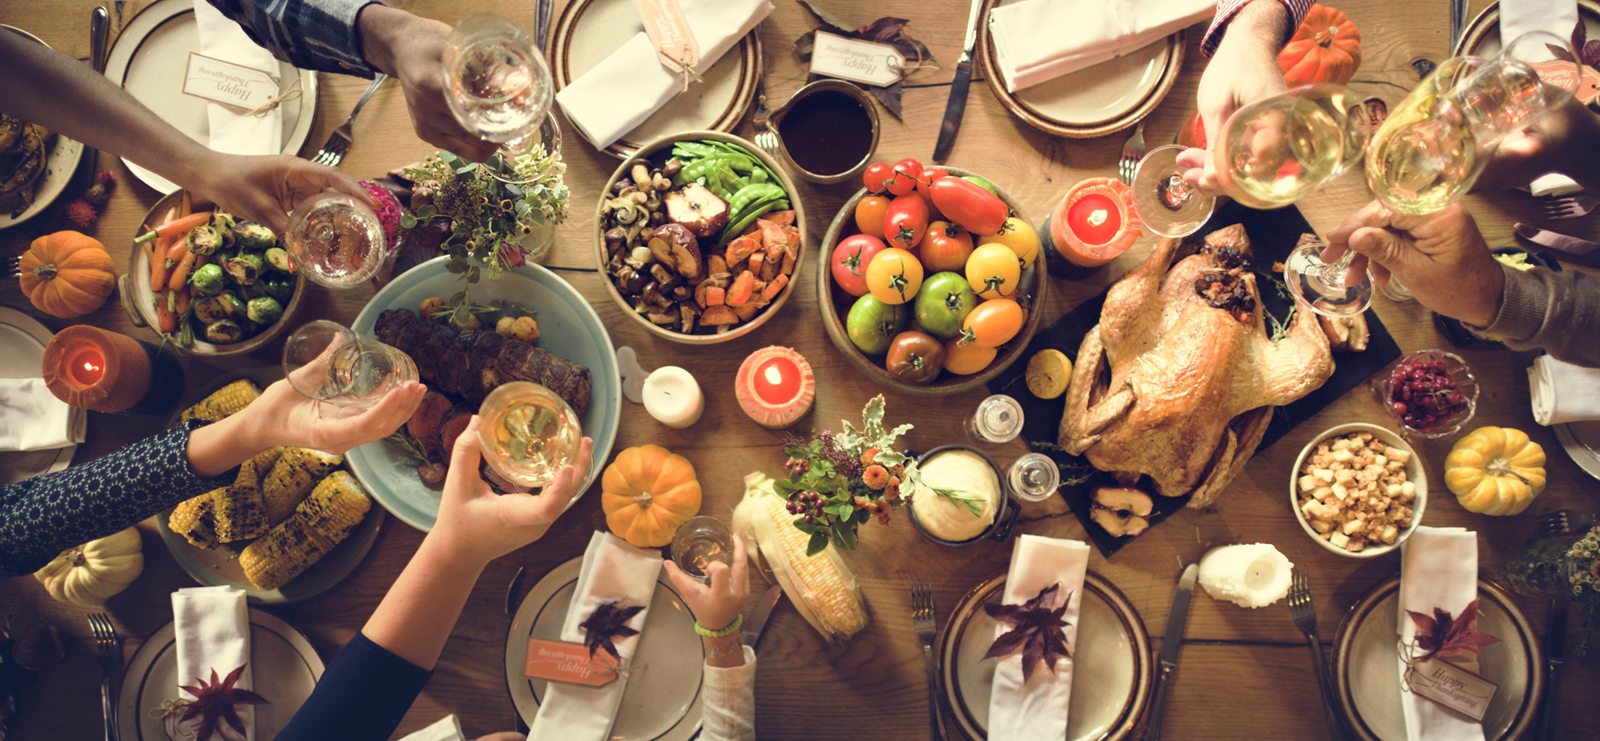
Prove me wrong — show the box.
[203,0,383,77]
[278,632,432,741]
[0,420,235,578]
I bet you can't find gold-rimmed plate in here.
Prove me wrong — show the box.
[549,0,762,158]
[0,25,87,230]
[1454,0,1600,58]
[938,570,1154,740]
[976,0,1185,139]
[0,305,80,484]
[1332,576,1542,740]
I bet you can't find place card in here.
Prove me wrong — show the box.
[182,53,280,111]
[524,638,620,687]
[809,31,905,88]
[634,0,699,74]
[1531,60,1600,104]
[1408,658,1498,722]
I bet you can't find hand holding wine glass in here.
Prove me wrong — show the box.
[1323,201,1506,327]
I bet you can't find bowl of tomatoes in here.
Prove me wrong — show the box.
[817,159,1047,396]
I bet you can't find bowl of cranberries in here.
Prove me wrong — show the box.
[1376,350,1479,438]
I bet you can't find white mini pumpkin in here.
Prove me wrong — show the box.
[34,528,144,607]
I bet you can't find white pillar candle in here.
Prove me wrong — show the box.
[642,366,703,429]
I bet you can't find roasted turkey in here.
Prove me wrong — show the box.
[1059,225,1334,507]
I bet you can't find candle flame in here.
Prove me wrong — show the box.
[762,365,784,386]
[1087,208,1108,228]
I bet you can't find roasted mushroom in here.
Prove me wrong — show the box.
[647,223,703,278]
[663,183,728,238]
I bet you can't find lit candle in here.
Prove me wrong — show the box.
[735,346,815,429]
[642,366,704,429]
[1049,177,1142,269]
[41,326,167,413]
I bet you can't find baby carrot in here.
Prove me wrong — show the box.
[173,287,192,315]
[154,294,178,334]
[150,246,172,292]
[168,251,196,292]
[133,211,213,245]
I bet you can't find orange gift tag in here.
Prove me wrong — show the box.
[634,0,699,75]
[524,638,620,687]
[1531,59,1600,105]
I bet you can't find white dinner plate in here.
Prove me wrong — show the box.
[117,609,324,740]
[938,570,1154,740]
[103,0,317,193]
[0,26,87,230]
[505,555,705,740]
[1333,576,1542,740]
[0,306,79,484]
[1454,0,1600,59]
[1553,421,1600,481]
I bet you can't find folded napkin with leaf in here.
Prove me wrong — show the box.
[1528,353,1600,425]
[987,534,1090,741]
[1398,526,1491,741]
[987,0,1212,92]
[171,585,262,741]
[0,377,85,452]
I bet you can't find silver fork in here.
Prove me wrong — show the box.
[751,85,779,156]
[1541,193,1600,221]
[311,74,388,167]
[1289,573,1345,741]
[88,612,121,741]
[1117,121,1148,185]
[912,584,945,741]
[1538,509,1599,537]
[6,255,19,278]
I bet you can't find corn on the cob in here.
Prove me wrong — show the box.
[212,482,269,543]
[181,379,261,423]
[731,472,868,641]
[262,448,343,525]
[168,494,218,548]
[240,471,370,590]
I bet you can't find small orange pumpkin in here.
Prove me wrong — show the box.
[18,230,115,318]
[600,444,702,548]
[1277,4,1362,86]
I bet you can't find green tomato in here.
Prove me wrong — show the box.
[912,271,978,339]
[962,175,999,196]
[845,294,908,356]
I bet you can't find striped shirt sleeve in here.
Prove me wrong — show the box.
[1201,0,1314,56]
[204,0,382,77]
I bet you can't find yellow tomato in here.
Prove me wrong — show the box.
[865,247,925,305]
[944,337,998,375]
[962,298,1024,348]
[980,216,1040,269]
[965,243,1021,299]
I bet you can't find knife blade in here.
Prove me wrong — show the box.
[1536,599,1567,741]
[1515,222,1600,257]
[1143,563,1198,740]
[90,6,110,74]
[932,0,985,163]
[534,0,554,50]
[743,585,783,648]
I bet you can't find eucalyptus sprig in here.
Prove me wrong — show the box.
[401,148,569,283]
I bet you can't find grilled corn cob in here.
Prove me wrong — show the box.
[731,472,868,641]
[210,447,285,542]
[181,379,261,423]
[262,448,343,524]
[240,471,370,590]
[168,494,218,548]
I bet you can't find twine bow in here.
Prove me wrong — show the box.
[244,78,301,117]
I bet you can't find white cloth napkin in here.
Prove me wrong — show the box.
[527,531,663,741]
[1502,0,1582,195]
[172,586,254,741]
[988,0,1212,92]
[555,0,773,150]
[1397,526,1484,741]
[1528,354,1600,425]
[399,715,466,741]
[987,534,1090,741]
[0,378,85,452]
[192,0,282,156]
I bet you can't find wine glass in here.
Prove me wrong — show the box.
[1131,144,1216,238]
[283,192,388,288]
[282,320,418,412]
[442,15,560,183]
[476,381,583,489]
[670,516,736,583]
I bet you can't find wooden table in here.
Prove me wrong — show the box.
[2,1,1597,738]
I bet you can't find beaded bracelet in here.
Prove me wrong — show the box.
[694,614,743,638]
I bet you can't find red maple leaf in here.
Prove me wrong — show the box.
[982,584,1074,682]
[579,601,644,662]
[177,663,267,740]
[1405,598,1501,664]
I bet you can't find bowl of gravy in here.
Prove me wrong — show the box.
[770,80,879,184]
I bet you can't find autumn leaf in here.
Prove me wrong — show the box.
[177,663,268,740]
[580,601,645,662]
[982,584,1074,681]
[1405,598,1500,664]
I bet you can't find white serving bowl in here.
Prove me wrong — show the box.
[1289,423,1427,560]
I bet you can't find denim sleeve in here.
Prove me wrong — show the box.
[203,0,383,77]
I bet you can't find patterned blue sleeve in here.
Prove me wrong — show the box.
[0,420,236,578]
[204,0,383,78]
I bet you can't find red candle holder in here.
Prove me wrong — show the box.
[735,346,815,429]
[1049,177,1142,269]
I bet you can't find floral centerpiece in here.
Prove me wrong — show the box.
[399,149,569,286]
[1506,523,1600,659]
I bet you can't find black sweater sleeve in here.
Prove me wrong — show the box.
[278,632,433,741]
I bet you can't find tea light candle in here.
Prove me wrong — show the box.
[735,346,815,429]
[642,366,703,429]
[41,326,160,413]
[1050,177,1142,268]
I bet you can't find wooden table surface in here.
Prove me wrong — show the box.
[2,0,1598,738]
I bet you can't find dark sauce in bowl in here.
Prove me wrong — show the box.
[777,90,873,176]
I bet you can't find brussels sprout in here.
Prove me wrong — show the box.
[210,212,238,250]
[264,246,294,273]
[193,295,229,324]
[190,263,227,296]
[216,291,247,320]
[246,296,283,325]
[186,225,224,256]
[234,221,276,251]
[203,319,244,344]
[262,275,296,303]
[222,252,265,286]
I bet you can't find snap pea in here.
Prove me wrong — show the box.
[727,182,785,220]
[719,194,788,246]
[750,167,768,185]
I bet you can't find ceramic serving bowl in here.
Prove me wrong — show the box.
[817,167,1046,396]
[907,445,1020,547]
[119,190,304,357]
[1290,423,1427,560]
[768,79,880,185]
[593,130,807,345]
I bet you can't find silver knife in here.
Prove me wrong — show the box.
[1143,564,1198,740]
[534,0,554,50]
[90,6,110,74]
[742,584,783,648]
[1535,599,1567,740]
[1515,222,1599,257]
[932,0,985,163]
[1450,0,1468,51]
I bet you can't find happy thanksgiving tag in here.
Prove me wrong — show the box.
[1409,659,1497,722]
[810,31,905,87]
[182,53,279,111]
[634,0,698,74]
[524,638,620,687]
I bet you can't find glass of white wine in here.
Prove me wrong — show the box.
[282,320,418,412]
[283,192,388,288]
[442,15,560,184]
[477,381,582,489]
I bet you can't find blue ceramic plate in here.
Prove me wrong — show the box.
[347,257,621,532]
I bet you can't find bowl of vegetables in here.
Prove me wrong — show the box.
[817,160,1047,396]
[595,131,806,344]
[120,190,303,355]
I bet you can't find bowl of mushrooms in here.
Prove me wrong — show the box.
[594,130,807,345]
[1290,423,1427,559]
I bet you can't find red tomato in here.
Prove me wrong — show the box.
[921,220,974,273]
[915,167,950,198]
[885,330,945,384]
[830,234,887,297]
[854,195,890,236]
[930,177,1009,236]
[863,162,893,193]
[882,194,930,250]
[886,158,924,197]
